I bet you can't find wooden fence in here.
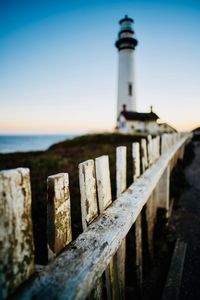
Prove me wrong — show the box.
[0,132,192,300]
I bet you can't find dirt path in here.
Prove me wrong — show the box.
[169,141,200,299]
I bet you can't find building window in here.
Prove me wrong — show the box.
[128,83,132,96]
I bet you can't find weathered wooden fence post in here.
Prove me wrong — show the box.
[157,166,170,218]
[47,173,72,260]
[141,138,158,261]
[145,138,155,259]
[116,147,127,197]
[132,143,143,289]
[161,134,169,154]
[95,156,112,213]
[79,159,103,299]
[150,137,160,244]
[141,139,148,172]
[95,155,117,300]
[79,160,99,230]
[116,146,127,300]
[0,168,34,299]
[132,143,140,181]
[155,136,160,160]
[147,135,153,166]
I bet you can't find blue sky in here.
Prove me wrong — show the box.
[0,0,200,133]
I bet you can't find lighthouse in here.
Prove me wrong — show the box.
[115,15,138,117]
[115,16,176,135]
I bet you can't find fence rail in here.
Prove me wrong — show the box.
[0,133,192,300]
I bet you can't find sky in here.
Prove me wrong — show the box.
[0,0,200,134]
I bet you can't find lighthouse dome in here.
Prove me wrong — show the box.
[119,15,134,33]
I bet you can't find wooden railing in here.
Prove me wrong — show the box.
[0,133,192,300]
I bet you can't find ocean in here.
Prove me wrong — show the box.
[0,134,79,154]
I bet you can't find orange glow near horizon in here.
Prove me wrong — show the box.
[0,119,115,134]
[0,118,199,134]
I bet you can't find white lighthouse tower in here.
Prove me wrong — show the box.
[115,15,138,116]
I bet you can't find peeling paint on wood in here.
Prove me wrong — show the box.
[116,147,127,198]
[47,173,72,257]
[132,143,140,181]
[79,160,103,299]
[0,168,34,299]
[79,160,99,231]
[95,155,112,213]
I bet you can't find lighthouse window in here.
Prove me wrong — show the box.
[128,83,132,96]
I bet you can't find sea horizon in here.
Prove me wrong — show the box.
[0,133,82,154]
